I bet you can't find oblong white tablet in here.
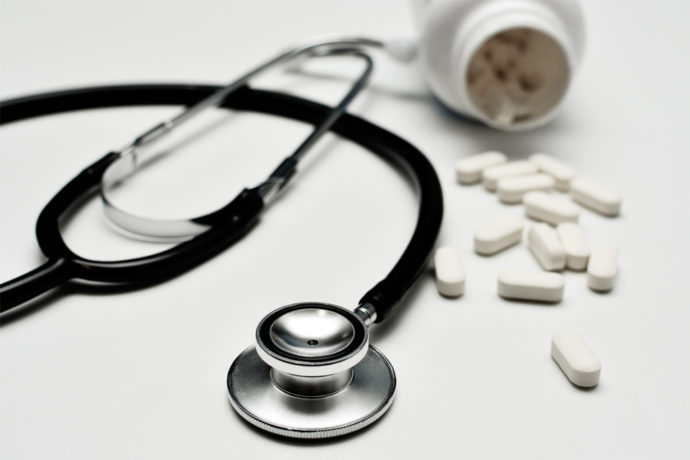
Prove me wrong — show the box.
[434,247,465,297]
[523,191,579,225]
[530,153,575,191]
[497,173,555,204]
[482,161,538,191]
[570,178,622,216]
[557,222,590,270]
[497,271,564,302]
[528,223,565,271]
[587,246,617,292]
[455,151,507,184]
[474,217,523,255]
[551,330,601,387]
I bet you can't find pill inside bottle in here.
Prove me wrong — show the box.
[466,28,570,128]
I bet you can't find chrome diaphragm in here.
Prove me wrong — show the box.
[227,302,396,439]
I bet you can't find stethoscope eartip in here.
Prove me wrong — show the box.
[227,302,396,439]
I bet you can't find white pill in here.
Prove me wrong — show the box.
[434,247,465,297]
[530,153,576,191]
[474,217,523,255]
[587,247,617,291]
[523,191,579,225]
[570,178,622,216]
[482,161,538,191]
[455,151,507,184]
[556,223,590,270]
[497,173,555,204]
[497,271,564,302]
[528,223,566,271]
[551,330,601,387]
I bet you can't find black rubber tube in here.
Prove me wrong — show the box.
[0,85,443,322]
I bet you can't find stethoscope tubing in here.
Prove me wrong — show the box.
[0,84,443,322]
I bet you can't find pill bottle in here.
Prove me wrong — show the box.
[411,0,585,131]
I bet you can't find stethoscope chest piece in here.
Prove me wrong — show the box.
[227,302,396,439]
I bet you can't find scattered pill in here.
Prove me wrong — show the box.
[434,247,465,297]
[455,151,507,184]
[474,217,524,255]
[528,223,566,271]
[523,191,579,225]
[497,270,564,302]
[497,173,555,204]
[570,178,622,216]
[556,223,590,270]
[530,153,575,191]
[551,330,601,387]
[482,161,538,191]
[587,246,617,292]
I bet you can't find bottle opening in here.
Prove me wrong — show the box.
[465,27,569,128]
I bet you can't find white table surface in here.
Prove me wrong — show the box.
[1,1,689,458]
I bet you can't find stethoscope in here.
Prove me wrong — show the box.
[0,37,442,439]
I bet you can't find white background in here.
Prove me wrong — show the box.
[1,1,689,458]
